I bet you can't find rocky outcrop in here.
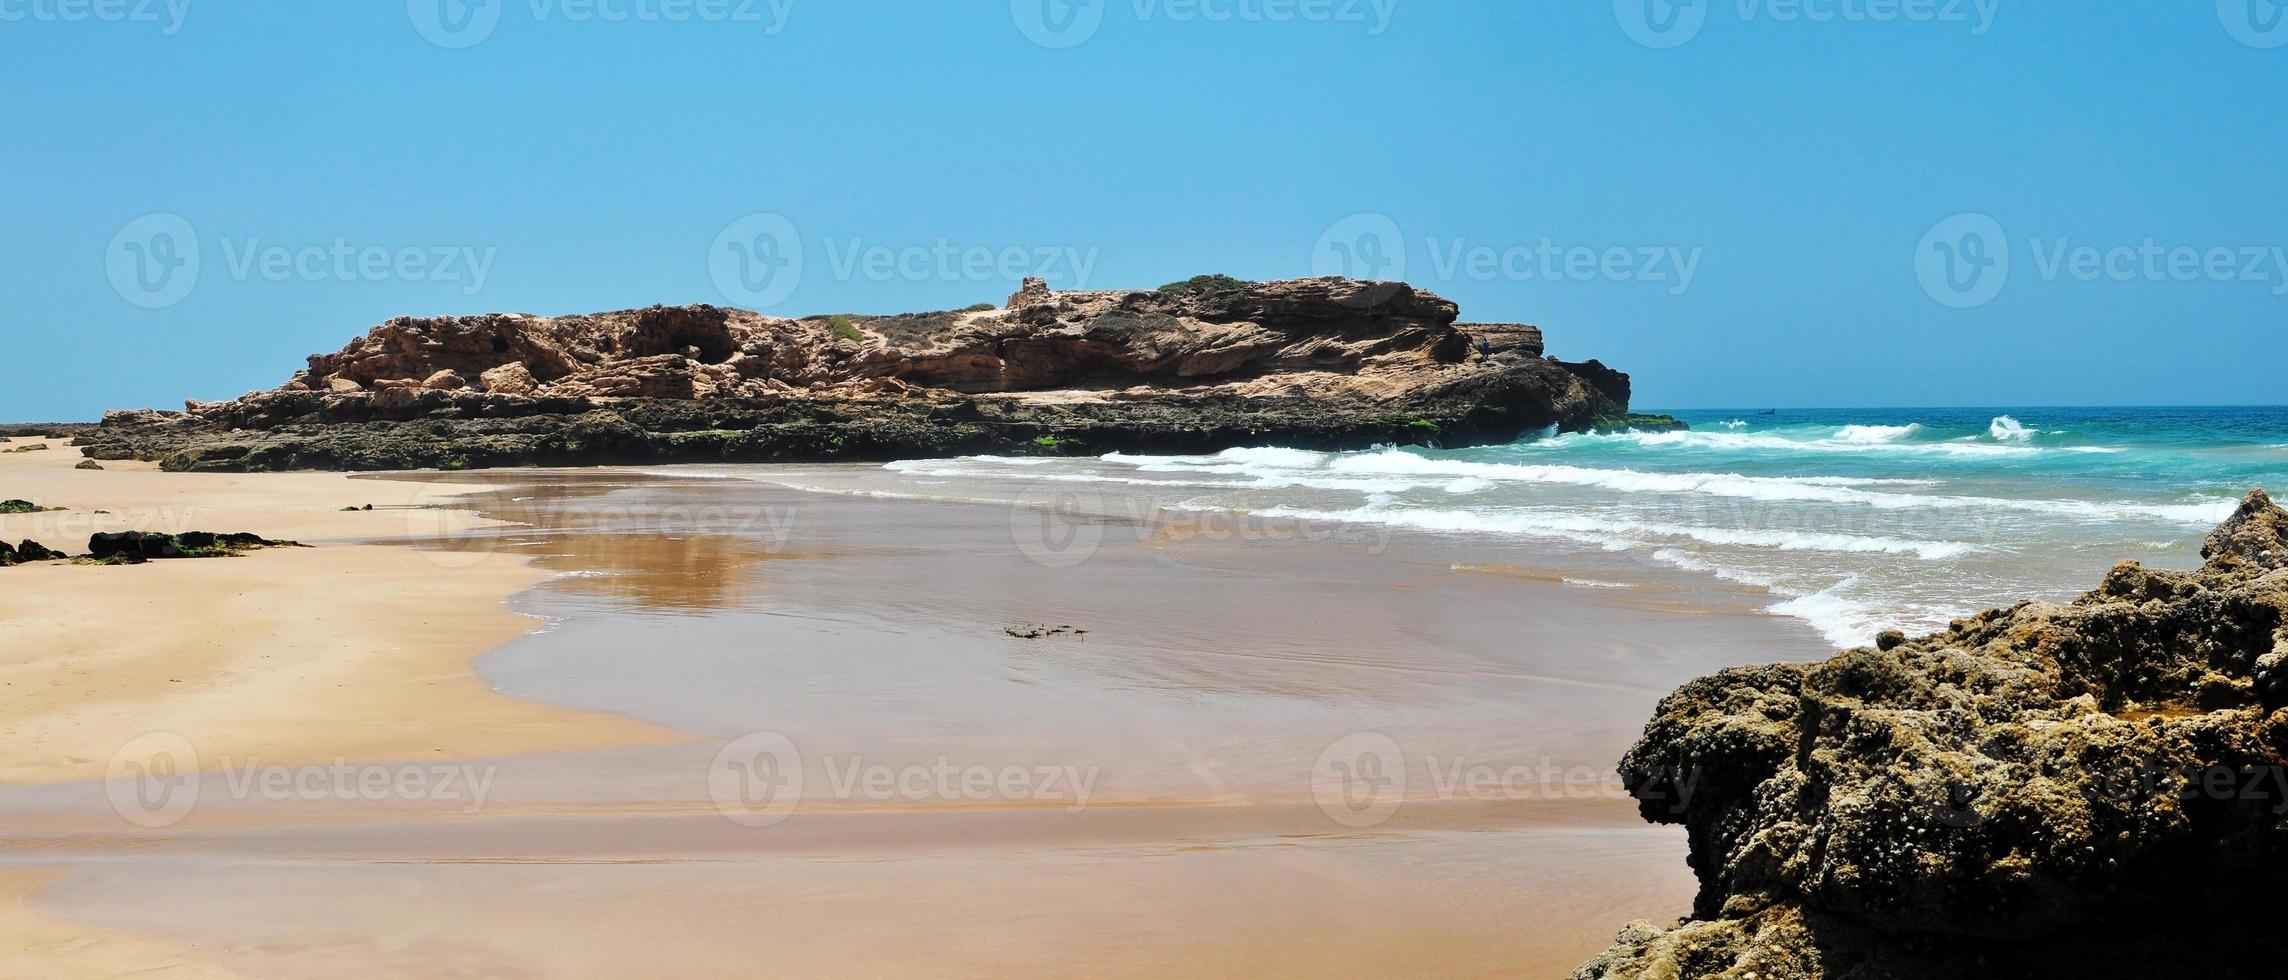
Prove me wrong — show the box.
[1577,490,2288,979]
[72,277,1674,472]
[0,540,63,565]
[84,531,298,563]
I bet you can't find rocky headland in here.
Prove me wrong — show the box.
[1576,490,2288,979]
[71,276,1674,471]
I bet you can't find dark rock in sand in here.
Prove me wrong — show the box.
[1576,489,2288,979]
[86,530,294,562]
[0,499,50,514]
[74,459,104,470]
[72,277,1680,472]
[87,531,186,561]
[10,540,63,562]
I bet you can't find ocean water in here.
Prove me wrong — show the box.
[861,407,2288,649]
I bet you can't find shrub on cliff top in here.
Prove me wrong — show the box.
[1158,274,1248,297]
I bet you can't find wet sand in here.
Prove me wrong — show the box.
[1,451,1834,977]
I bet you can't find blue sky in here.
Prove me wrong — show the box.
[3,1,2283,419]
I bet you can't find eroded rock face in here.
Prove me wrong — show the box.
[78,278,1670,471]
[1577,490,2288,980]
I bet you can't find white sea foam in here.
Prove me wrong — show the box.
[1766,581,1881,648]
[933,448,2236,526]
[1566,428,2040,458]
[1562,577,1637,589]
[1835,423,1923,443]
[1251,504,1975,560]
[1987,415,2033,442]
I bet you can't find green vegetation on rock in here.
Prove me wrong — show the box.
[1158,274,1248,297]
[1592,413,1686,433]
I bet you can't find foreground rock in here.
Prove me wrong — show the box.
[1577,490,2288,979]
[73,276,1674,471]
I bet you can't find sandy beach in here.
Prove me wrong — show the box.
[0,437,1837,977]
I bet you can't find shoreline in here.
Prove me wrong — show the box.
[2,443,1837,977]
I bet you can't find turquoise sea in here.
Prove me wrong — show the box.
[853,407,2288,648]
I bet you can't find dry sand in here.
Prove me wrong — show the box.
[0,436,679,785]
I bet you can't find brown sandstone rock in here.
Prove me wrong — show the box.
[479,361,537,395]
[82,277,1676,471]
